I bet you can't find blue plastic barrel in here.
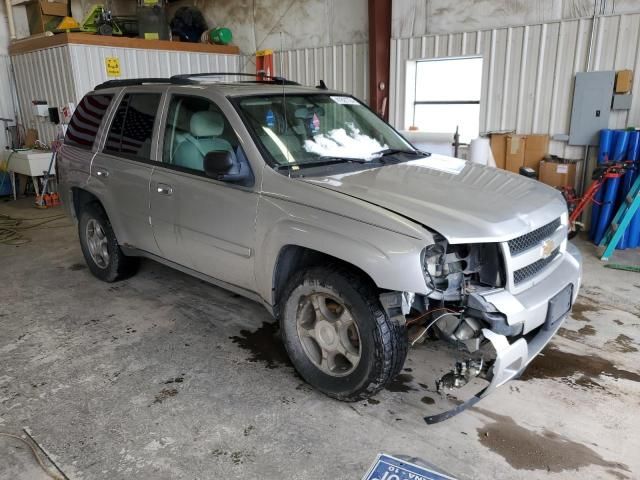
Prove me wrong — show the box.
[590,189,603,241]
[629,206,640,248]
[627,131,640,161]
[617,163,637,249]
[598,129,615,163]
[627,151,640,249]
[594,175,622,245]
[590,130,615,239]
[0,171,13,196]
[620,132,640,248]
[612,130,631,161]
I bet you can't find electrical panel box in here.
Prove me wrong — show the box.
[569,71,615,146]
[612,94,633,110]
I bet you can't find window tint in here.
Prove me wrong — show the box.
[65,94,113,149]
[162,95,241,173]
[104,93,161,160]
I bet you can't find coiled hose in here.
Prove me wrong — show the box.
[0,213,68,246]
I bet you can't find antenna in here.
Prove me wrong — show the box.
[279,31,292,175]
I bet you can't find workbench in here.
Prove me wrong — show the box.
[2,149,55,200]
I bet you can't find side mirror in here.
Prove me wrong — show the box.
[203,149,253,186]
[204,150,235,179]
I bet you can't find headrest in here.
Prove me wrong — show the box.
[190,110,224,137]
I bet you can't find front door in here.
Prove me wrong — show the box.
[149,93,259,292]
[91,91,163,255]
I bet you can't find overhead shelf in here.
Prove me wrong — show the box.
[9,32,240,56]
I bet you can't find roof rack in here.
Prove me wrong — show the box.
[94,72,301,91]
[170,72,301,86]
[94,77,193,90]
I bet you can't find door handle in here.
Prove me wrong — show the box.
[156,183,173,195]
[94,168,109,178]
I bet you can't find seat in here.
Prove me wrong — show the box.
[173,110,232,171]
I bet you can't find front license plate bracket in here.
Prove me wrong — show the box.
[544,284,573,330]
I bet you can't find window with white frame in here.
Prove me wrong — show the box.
[410,57,483,143]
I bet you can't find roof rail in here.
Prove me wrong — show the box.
[170,72,301,86]
[94,73,301,91]
[94,77,193,91]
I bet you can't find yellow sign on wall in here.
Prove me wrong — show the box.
[105,57,121,78]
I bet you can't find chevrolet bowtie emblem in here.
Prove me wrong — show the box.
[542,239,555,257]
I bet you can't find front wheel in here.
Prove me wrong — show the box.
[280,266,408,401]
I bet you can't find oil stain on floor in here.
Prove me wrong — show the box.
[230,322,291,369]
[558,324,597,342]
[569,300,601,322]
[475,409,629,474]
[385,373,418,393]
[519,345,640,383]
[606,334,639,353]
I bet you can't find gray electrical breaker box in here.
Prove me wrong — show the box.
[569,71,615,146]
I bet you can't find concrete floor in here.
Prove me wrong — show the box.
[1,198,639,480]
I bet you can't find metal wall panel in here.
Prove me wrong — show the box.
[241,43,370,102]
[11,44,240,144]
[390,12,640,158]
[67,44,240,100]
[12,46,76,146]
[0,54,15,151]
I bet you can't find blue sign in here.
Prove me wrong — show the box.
[362,454,456,480]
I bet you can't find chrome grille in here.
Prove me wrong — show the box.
[513,248,560,284]
[508,218,561,255]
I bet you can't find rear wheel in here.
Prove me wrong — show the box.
[78,203,139,282]
[280,266,408,401]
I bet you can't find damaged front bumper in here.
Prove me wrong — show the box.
[425,242,582,424]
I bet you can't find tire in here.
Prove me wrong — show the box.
[78,203,139,282]
[280,265,408,401]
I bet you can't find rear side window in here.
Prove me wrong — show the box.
[65,94,113,149]
[104,93,161,160]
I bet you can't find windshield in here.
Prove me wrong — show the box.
[236,94,417,168]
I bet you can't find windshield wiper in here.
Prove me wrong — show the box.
[372,148,431,157]
[275,156,375,170]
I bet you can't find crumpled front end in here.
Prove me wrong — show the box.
[383,215,582,423]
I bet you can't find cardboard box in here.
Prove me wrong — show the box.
[539,159,576,188]
[523,134,549,174]
[616,70,633,94]
[505,135,526,173]
[25,0,68,35]
[490,133,507,170]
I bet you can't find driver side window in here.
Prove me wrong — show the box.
[162,95,241,173]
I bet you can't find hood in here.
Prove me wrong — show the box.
[300,155,567,243]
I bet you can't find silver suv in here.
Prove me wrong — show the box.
[58,74,582,420]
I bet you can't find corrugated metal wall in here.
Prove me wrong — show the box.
[240,42,370,102]
[67,45,240,101]
[12,44,240,144]
[273,43,369,101]
[390,12,640,158]
[12,47,77,144]
[0,54,15,150]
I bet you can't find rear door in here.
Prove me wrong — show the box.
[149,91,259,292]
[59,93,114,216]
[90,90,164,254]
